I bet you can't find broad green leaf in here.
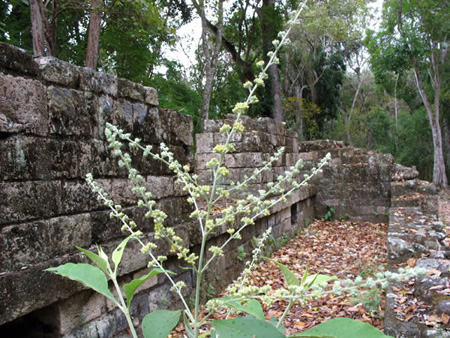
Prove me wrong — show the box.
[211,317,285,338]
[45,263,118,305]
[76,246,110,275]
[290,318,393,338]
[142,310,181,338]
[268,316,286,334]
[288,334,334,338]
[266,258,299,287]
[218,296,265,321]
[112,236,133,274]
[304,274,337,289]
[123,268,165,309]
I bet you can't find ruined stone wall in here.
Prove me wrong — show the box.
[0,42,194,337]
[0,42,404,338]
[0,43,316,338]
[298,140,394,223]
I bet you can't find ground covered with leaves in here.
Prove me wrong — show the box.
[234,220,388,335]
[171,220,389,337]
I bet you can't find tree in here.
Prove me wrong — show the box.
[191,0,224,129]
[368,0,449,189]
[281,0,369,139]
[85,0,102,69]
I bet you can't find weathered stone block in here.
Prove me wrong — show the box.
[0,42,39,76]
[0,136,92,180]
[57,290,107,335]
[36,57,80,87]
[0,181,61,225]
[79,67,117,96]
[0,74,48,135]
[117,77,145,101]
[196,133,214,154]
[61,180,102,215]
[1,214,91,270]
[167,109,194,147]
[111,99,134,132]
[144,86,158,106]
[47,86,95,136]
[0,255,86,326]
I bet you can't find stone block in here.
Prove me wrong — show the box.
[94,95,114,140]
[0,255,87,326]
[196,133,214,154]
[36,56,80,87]
[90,209,124,243]
[47,86,95,136]
[0,74,48,135]
[167,109,194,147]
[132,107,164,144]
[0,136,92,180]
[146,175,175,200]
[144,86,158,106]
[111,99,134,132]
[0,42,39,76]
[1,213,91,270]
[57,290,107,335]
[61,179,102,216]
[117,77,145,101]
[79,68,117,96]
[224,153,264,168]
[195,153,220,170]
[0,181,61,225]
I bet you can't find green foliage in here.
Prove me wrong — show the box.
[218,296,265,321]
[212,317,285,338]
[236,245,248,262]
[45,263,118,305]
[124,268,167,309]
[142,310,181,338]
[324,205,335,221]
[291,318,393,338]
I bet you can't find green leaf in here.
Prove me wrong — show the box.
[45,263,118,305]
[123,268,165,309]
[304,274,338,289]
[290,318,393,338]
[266,258,300,286]
[112,236,133,274]
[142,310,181,338]
[218,296,265,321]
[211,317,285,338]
[76,246,110,275]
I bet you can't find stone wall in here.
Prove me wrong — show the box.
[0,42,194,337]
[0,43,316,338]
[0,42,420,338]
[384,173,450,337]
[299,141,394,223]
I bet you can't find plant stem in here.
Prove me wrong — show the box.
[111,276,139,338]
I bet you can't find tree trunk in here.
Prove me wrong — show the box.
[269,64,283,122]
[30,0,56,57]
[414,66,448,189]
[294,85,304,140]
[30,0,46,56]
[85,0,102,69]
[260,0,283,121]
[195,0,223,130]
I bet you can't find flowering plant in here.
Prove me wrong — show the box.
[46,2,426,337]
